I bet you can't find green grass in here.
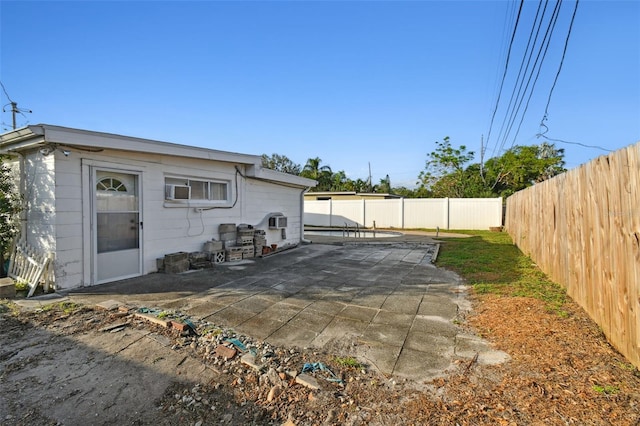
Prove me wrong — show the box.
[334,356,364,369]
[433,230,567,316]
[592,384,619,395]
[40,301,81,315]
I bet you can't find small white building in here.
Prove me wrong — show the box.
[0,124,316,290]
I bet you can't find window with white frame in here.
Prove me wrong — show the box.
[164,176,229,204]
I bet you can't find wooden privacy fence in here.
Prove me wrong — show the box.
[8,240,54,297]
[506,142,640,368]
[305,197,503,230]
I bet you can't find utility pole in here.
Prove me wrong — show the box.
[479,134,485,183]
[11,102,17,129]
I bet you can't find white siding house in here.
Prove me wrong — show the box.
[0,124,316,291]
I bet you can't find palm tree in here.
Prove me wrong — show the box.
[301,157,333,191]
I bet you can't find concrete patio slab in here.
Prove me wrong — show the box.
[336,305,378,322]
[380,294,423,314]
[66,236,509,383]
[361,322,411,347]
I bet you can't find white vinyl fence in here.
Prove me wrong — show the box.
[304,198,503,230]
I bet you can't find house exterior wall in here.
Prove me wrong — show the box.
[22,150,56,253]
[243,179,303,248]
[52,151,83,287]
[44,146,306,290]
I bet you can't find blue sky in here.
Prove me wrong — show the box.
[1,1,638,189]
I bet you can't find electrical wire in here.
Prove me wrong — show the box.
[536,134,612,152]
[485,0,581,166]
[492,0,551,157]
[0,81,14,102]
[498,0,563,151]
[486,0,525,157]
[539,0,580,134]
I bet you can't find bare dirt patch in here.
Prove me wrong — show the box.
[1,293,639,425]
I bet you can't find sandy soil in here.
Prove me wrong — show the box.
[1,291,639,425]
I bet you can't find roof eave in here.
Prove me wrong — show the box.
[246,165,317,188]
[0,124,259,165]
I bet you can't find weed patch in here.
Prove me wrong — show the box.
[435,230,567,315]
[334,356,363,370]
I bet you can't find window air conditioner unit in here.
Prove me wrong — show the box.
[268,216,287,229]
[165,184,191,200]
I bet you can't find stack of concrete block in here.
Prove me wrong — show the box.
[203,240,223,252]
[254,230,267,256]
[225,246,243,262]
[212,250,226,264]
[219,223,237,249]
[189,251,214,269]
[237,225,255,259]
[163,251,190,273]
[203,240,225,264]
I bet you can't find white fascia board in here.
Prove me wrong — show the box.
[304,191,356,196]
[246,165,317,188]
[1,124,259,165]
[38,125,259,165]
[0,126,46,153]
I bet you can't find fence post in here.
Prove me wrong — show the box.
[445,198,450,230]
[362,199,366,227]
[400,198,405,229]
[329,199,333,227]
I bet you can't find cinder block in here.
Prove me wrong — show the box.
[213,250,226,264]
[203,240,223,252]
[164,260,190,274]
[0,277,16,299]
[164,251,189,264]
[218,223,236,233]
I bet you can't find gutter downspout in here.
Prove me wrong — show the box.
[300,188,312,244]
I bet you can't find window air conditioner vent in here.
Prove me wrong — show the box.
[268,216,287,229]
[165,184,191,200]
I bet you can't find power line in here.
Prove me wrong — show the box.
[497,0,563,152]
[536,134,612,152]
[0,80,32,129]
[485,0,525,157]
[485,0,580,164]
[492,0,551,157]
[539,0,580,134]
[0,81,14,103]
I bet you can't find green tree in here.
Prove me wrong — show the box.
[390,186,418,198]
[378,174,391,194]
[261,153,301,175]
[483,143,565,197]
[418,137,475,198]
[329,170,348,191]
[0,157,20,276]
[300,157,333,191]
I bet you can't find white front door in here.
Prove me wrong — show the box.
[93,170,142,284]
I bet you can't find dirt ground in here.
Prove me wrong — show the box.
[1,290,639,425]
